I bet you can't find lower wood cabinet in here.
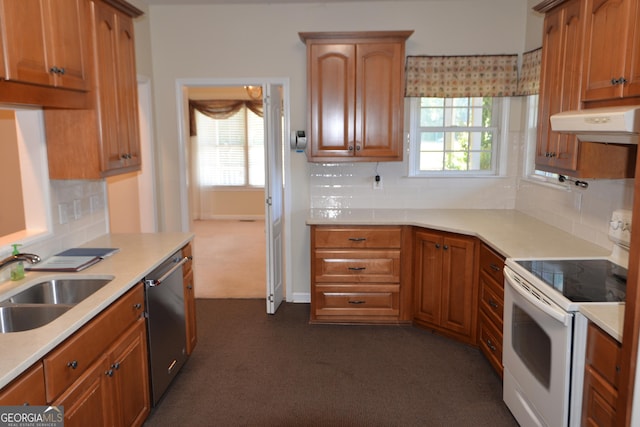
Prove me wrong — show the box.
[412,228,478,345]
[54,319,149,427]
[476,243,505,378]
[582,322,622,426]
[182,241,197,355]
[310,225,411,323]
[0,363,46,406]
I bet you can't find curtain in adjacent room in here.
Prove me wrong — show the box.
[405,54,519,98]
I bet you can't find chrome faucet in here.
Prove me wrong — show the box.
[0,253,41,271]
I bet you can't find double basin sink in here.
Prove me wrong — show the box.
[0,277,113,333]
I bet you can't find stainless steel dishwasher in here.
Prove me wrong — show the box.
[144,250,188,406]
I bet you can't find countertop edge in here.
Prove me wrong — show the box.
[0,232,194,389]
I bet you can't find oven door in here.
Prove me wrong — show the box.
[503,267,574,427]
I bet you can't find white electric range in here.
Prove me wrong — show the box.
[502,209,630,427]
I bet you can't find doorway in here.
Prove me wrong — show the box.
[175,78,290,312]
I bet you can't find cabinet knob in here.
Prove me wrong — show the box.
[133,303,142,310]
[348,146,354,151]
[111,362,120,370]
[435,243,440,249]
[489,299,499,309]
[490,264,501,272]
[105,369,114,377]
[356,145,361,151]
[486,339,497,352]
[443,245,449,250]
[67,360,78,369]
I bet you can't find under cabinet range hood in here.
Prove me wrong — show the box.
[550,105,640,144]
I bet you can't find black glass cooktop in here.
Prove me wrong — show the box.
[515,259,627,303]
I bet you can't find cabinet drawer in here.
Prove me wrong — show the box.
[43,284,145,402]
[182,242,193,277]
[0,363,46,406]
[479,244,504,284]
[314,227,402,249]
[314,250,400,283]
[586,322,621,389]
[314,285,399,317]
[479,273,504,329]
[478,312,503,377]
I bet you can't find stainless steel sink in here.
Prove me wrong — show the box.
[6,278,112,305]
[0,305,73,333]
[0,277,113,333]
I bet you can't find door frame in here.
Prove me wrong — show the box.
[174,77,292,303]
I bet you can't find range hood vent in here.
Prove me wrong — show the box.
[550,106,640,144]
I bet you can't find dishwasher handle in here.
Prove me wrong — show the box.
[145,256,188,287]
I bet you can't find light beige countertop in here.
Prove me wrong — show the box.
[307,208,624,341]
[0,232,193,389]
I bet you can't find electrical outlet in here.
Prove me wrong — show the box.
[58,203,69,224]
[73,199,82,220]
[373,175,383,190]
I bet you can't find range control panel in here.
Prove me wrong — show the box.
[609,209,632,247]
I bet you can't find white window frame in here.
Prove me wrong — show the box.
[408,97,509,177]
[521,94,566,189]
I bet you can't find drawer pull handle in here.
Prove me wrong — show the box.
[348,267,366,271]
[67,360,78,369]
[489,299,499,309]
[348,237,367,242]
[348,300,366,305]
[490,264,501,272]
[133,303,142,310]
[486,339,497,352]
[105,369,114,377]
[111,362,120,370]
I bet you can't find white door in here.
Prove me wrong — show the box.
[264,83,284,314]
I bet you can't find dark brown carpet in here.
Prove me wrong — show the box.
[143,299,518,427]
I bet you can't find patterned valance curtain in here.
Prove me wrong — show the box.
[189,99,263,136]
[517,47,542,96]
[405,54,519,98]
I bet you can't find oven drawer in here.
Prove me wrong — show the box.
[313,250,400,283]
[314,227,402,249]
[479,244,504,284]
[314,285,399,317]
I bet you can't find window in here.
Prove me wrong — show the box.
[194,106,264,187]
[522,94,560,184]
[409,97,504,176]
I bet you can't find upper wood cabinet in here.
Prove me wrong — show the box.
[44,0,143,179]
[299,31,412,162]
[582,0,640,101]
[0,0,90,91]
[534,0,637,178]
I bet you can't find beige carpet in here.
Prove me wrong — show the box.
[192,219,266,298]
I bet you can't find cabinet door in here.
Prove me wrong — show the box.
[92,1,121,172]
[582,366,618,426]
[0,0,51,86]
[582,0,634,101]
[108,320,150,427]
[42,0,89,91]
[623,0,640,97]
[308,43,356,158]
[115,10,141,169]
[184,269,198,355]
[440,235,476,339]
[413,229,443,325]
[54,355,112,427]
[536,0,581,172]
[355,42,403,159]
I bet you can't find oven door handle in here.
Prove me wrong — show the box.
[505,269,571,326]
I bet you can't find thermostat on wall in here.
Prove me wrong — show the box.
[290,130,307,150]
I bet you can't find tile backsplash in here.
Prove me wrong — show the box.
[0,179,108,282]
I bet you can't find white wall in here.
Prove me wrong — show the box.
[146,0,529,299]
